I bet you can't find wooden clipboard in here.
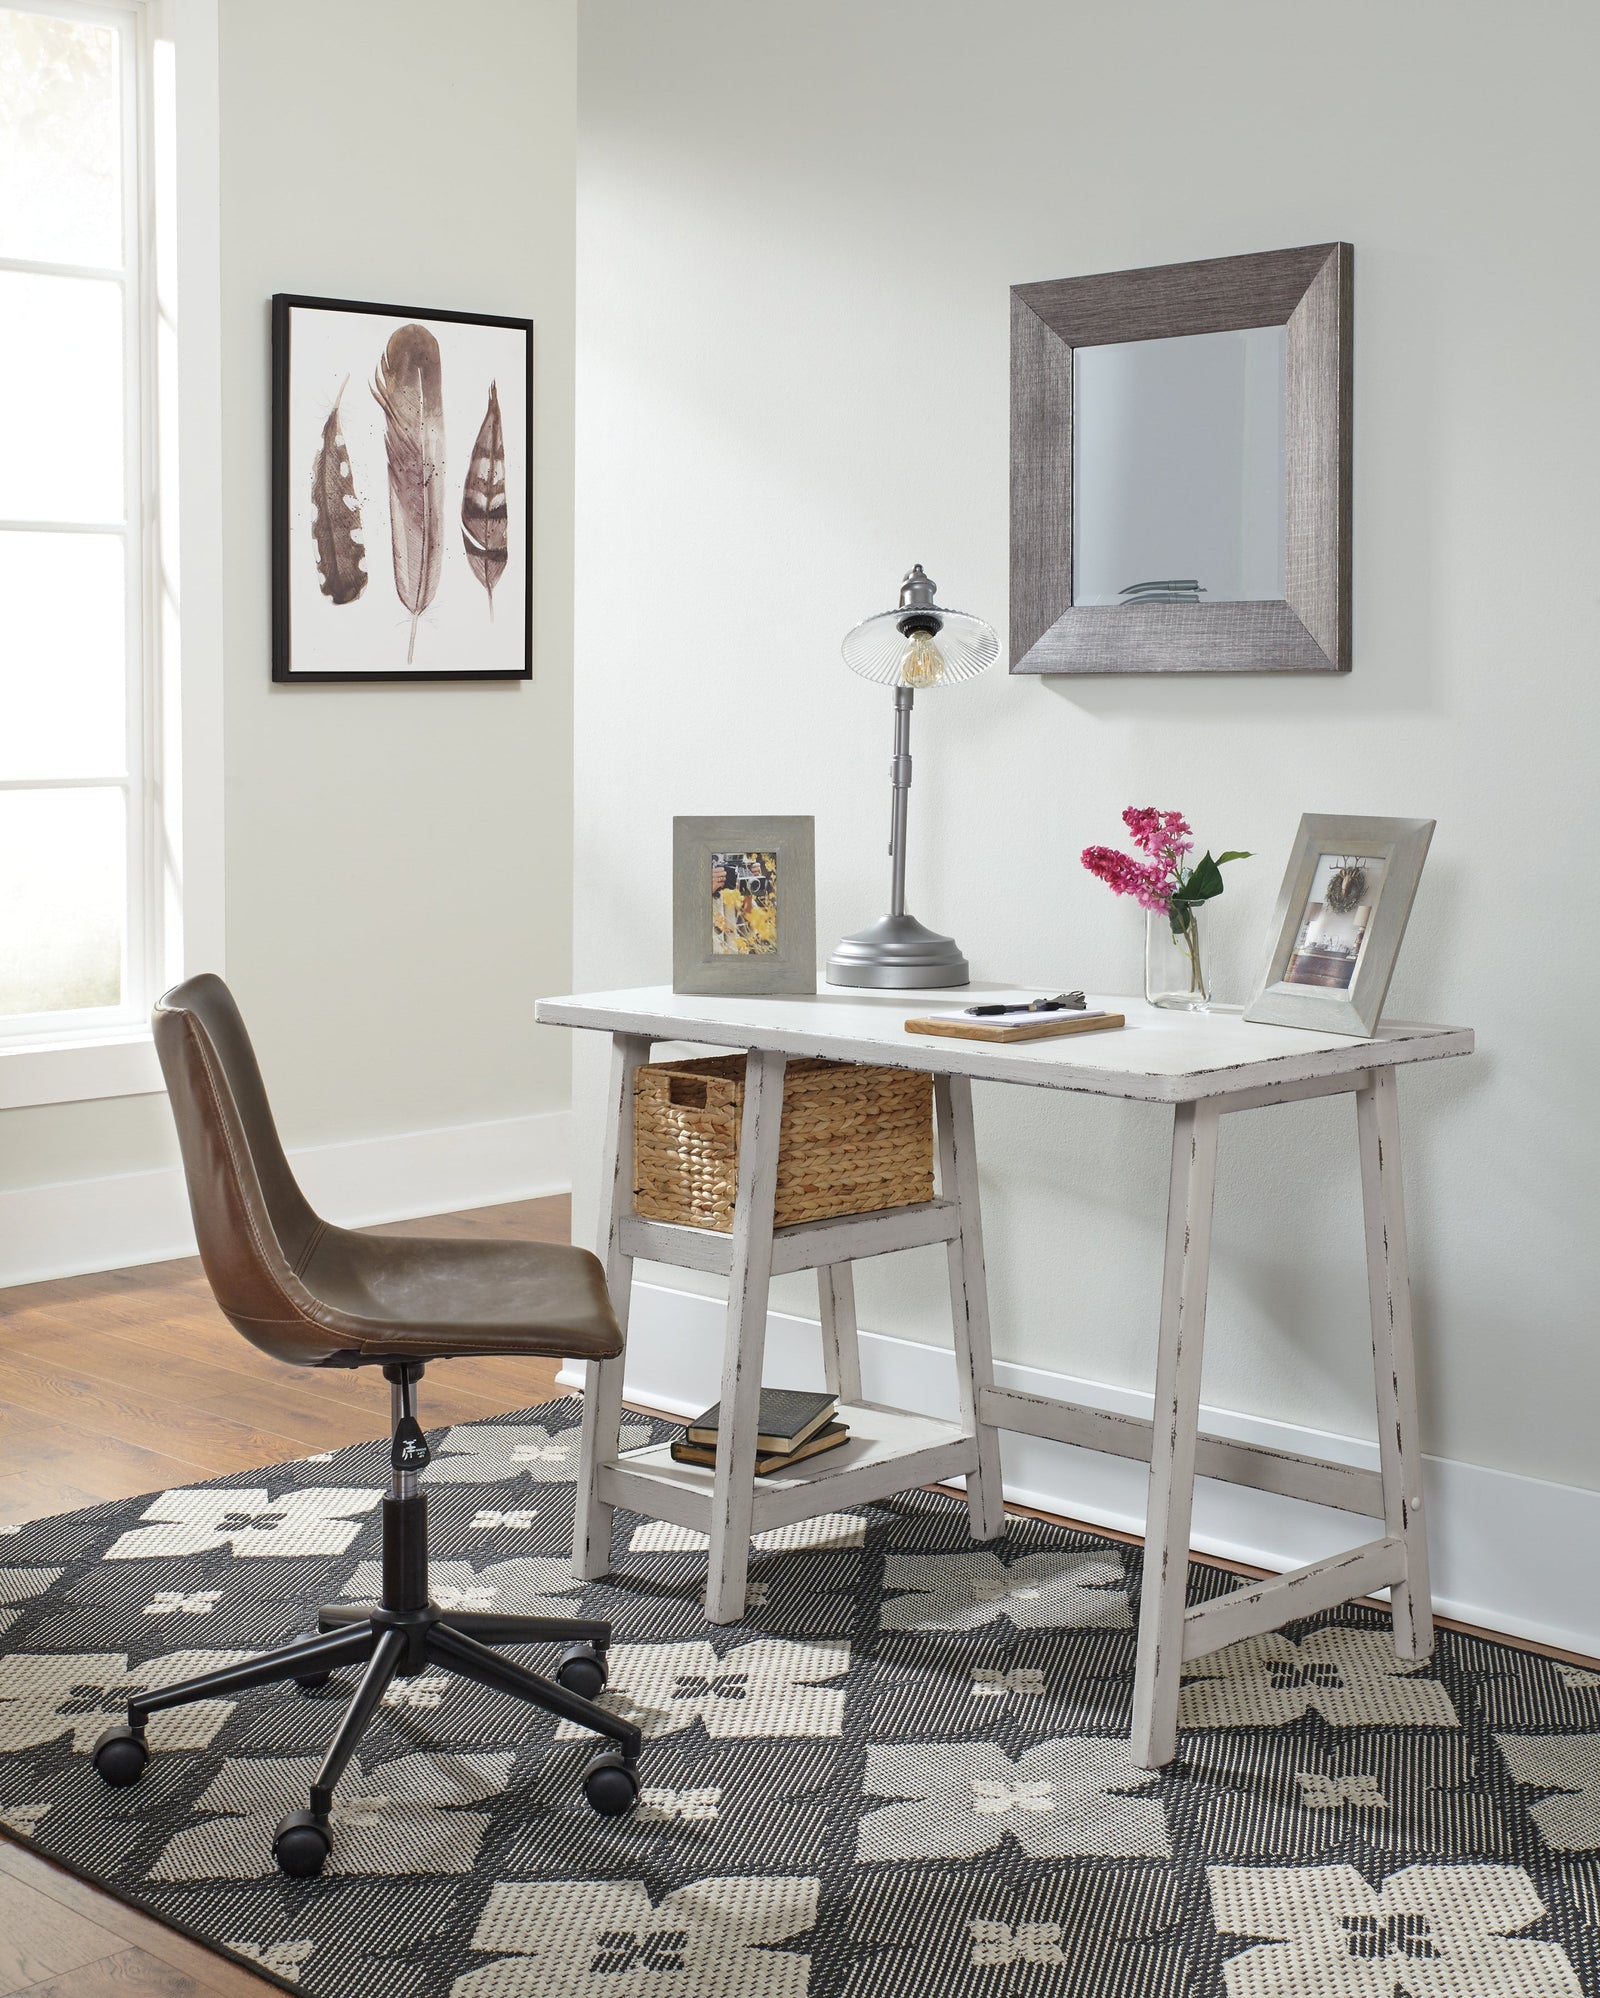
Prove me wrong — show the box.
[904,1011,1127,1044]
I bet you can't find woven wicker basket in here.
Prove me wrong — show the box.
[633,1055,933,1233]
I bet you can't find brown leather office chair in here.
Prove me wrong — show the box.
[90,973,641,1875]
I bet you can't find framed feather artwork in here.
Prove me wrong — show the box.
[271,294,533,681]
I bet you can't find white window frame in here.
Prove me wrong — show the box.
[0,0,222,1109]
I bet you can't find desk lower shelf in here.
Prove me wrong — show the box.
[598,1400,978,1535]
[620,1198,960,1278]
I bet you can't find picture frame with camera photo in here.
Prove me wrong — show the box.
[672,816,816,996]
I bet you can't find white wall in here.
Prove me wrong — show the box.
[1,0,578,1242]
[574,0,1598,1501]
[217,0,576,1151]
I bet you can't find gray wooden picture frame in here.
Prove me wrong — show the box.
[1010,243,1352,675]
[1245,814,1434,1037]
[672,817,817,996]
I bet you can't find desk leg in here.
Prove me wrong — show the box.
[705,1048,787,1624]
[935,1073,1006,1543]
[1358,1066,1434,1662]
[818,1264,863,1404]
[573,1031,650,1582]
[1131,1097,1221,1769]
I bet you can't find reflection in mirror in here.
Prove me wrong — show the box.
[1072,325,1286,608]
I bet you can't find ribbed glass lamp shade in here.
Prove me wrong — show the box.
[841,595,1000,687]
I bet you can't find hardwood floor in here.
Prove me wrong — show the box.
[0,1197,573,1528]
[0,1195,576,1996]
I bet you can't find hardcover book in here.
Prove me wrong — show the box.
[670,1422,850,1477]
[686,1388,838,1455]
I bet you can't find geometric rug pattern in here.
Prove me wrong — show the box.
[3,1397,1600,1996]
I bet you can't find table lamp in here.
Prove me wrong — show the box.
[826,564,999,989]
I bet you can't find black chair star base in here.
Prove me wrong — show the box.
[93,1363,642,1876]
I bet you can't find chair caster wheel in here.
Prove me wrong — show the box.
[582,1749,639,1817]
[273,1809,332,1878]
[556,1640,608,1701]
[91,1725,149,1788]
[295,1672,331,1692]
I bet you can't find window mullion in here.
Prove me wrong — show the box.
[0,776,132,793]
[0,519,128,535]
[125,0,159,1024]
[0,254,125,283]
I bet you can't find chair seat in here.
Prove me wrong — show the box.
[152,974,623,1370]
[294,1226,623,1365]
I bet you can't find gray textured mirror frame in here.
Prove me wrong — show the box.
[1010,243,1352,675]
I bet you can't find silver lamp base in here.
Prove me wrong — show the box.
[825,912,970,989]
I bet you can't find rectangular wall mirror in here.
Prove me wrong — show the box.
[1011,243,1351,674]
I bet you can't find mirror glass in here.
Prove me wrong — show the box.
[1072,324,1286,607]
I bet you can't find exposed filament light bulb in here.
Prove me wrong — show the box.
[898,628,947,688]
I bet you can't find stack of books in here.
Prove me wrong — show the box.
[670,1388,847,1477]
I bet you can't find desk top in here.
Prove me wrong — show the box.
[536,984,1474,1105]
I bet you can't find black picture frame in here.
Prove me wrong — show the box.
[271,293,534,683]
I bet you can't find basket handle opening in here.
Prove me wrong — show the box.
[668,1075,710,1109]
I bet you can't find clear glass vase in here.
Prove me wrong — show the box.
[1146,906,1210,1011]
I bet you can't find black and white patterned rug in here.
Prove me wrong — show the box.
[2,1396,1599,1997]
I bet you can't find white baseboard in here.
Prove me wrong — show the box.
[0,1110,571,1289]
[560,1278,1600,1661]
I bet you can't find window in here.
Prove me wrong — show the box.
[0,0,176,1063]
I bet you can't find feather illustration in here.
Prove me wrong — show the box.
[308,377,367,605]
[461,381,507,618]
[371,324,445,664]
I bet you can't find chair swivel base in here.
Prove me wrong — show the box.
[91,1488,642,1877]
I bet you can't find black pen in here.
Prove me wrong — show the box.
[965,991,1086,1017]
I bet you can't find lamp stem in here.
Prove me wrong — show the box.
[888,685,914,919]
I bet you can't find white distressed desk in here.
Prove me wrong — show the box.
[535,984,1473,1768]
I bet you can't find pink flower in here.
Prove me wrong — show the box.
[1122,806,1193,864]
[1081,844,1172,912]
[1083,805,1248,922]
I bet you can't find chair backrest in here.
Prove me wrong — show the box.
[153,973,330,1362]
